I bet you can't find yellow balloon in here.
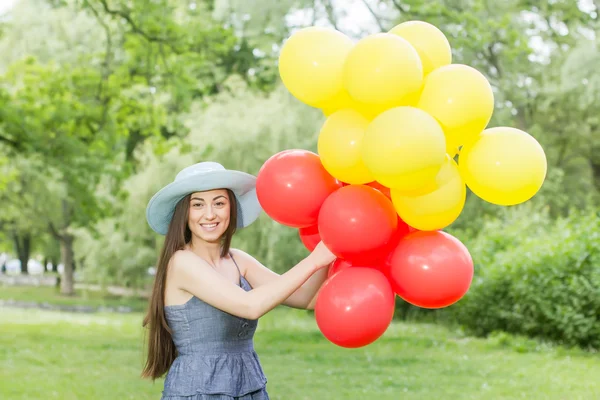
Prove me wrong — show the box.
[361,107,446,193]
[391,156,466,231]
[279,27,354,108]
[446,138,461,158]
[458,127,547,206]
[417,64,494,152]
[389,21,452,76]
[343,33,423,108]
[318,110,374,184]
[321,90,390,120]
[320,90,352,116]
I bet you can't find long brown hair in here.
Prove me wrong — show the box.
[141,189,238,380]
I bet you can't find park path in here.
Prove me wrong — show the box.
[0,274,149,313]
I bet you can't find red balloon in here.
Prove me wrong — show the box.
[377,218,411,276]
[326,258,385,279]
[298,224,321,251]
[341,181,390,200]
[315,267,395,348]
[327,258,352,278]
[318,185,398,263]
[388,231,474,309]
[366,181,391,199]
[393,215,412,241]
[256,150,342,228]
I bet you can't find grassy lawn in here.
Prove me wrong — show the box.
[1,306,599,400]
[0,285,149,313]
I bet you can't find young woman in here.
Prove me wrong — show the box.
[142,161,335,400]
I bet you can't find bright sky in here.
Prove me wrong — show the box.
[0,0,17,15]
[0,0,596,61]
[285,0,383,40]
[1,0,595,34]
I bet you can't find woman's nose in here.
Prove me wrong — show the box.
[204,206,216,219]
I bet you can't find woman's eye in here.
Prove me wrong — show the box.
[215,202,225,207]
[192,203,203,207]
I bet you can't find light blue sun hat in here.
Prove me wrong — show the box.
[146,161,262,235]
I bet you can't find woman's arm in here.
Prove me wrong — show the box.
[170,243,334,319]
[231,248,331,310]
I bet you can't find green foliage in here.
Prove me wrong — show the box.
[450,166,574,236]
[74,220,157,288]
[212,0,314,89]
[0,0,105,71]
[72,140,197,286]
[449,207,600,349]
[0,0,287,261]
[0,155,62,264]
[79,0,278,111]
[0,56,137,237]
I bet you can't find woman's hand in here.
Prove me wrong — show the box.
[308,241,337,269]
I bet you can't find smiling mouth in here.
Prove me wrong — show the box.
[200,222,219,231]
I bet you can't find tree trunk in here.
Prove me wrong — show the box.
[49,199,75,295]
[13,232,31,275]
[589,135,600,192]
[60,234,75,296]
[592,161,600,192]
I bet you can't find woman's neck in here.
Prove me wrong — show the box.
[188,237,223,267]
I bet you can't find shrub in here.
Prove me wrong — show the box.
[450,207,600,349]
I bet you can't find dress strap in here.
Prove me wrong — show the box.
[229,252,243,286]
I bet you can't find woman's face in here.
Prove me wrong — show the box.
[187,189,231,243]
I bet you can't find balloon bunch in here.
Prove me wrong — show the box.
[256,21,547,348]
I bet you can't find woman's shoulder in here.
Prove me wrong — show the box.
[229,247,246,258]
[229,248,262,271]
[171,248,193,264]
[229,248,258,263]
[169,249,203,275]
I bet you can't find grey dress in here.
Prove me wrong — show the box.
[161,255,269,400]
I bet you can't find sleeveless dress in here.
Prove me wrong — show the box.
[161,255,269,400]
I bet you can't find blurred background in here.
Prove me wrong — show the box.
[0,0,599,399]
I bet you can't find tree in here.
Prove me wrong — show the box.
[0,156,50,274]
[548,36,600,193]
[0,0,276,291]
[75,0,280,151]
[0,57,147,292]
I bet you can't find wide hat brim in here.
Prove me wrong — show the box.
[146,169,262,235]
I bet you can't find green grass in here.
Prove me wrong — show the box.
[0,285,149,313]
[1,306,599,400]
